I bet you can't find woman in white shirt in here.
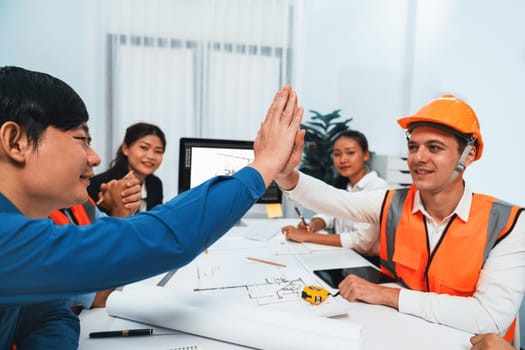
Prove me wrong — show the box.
[281,130,388,257]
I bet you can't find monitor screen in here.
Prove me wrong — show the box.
[178,137,282,204]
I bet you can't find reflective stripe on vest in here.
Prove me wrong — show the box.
[380,186,521,293]
[379,187,409,279]
[379,186,523,341]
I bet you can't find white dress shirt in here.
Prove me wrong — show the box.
[284,172,525,336]
[139,183,148,212]
[313,171,388,254]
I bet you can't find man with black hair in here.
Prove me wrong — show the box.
[0,66,304,349]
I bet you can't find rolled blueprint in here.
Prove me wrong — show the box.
[106,285,360,350]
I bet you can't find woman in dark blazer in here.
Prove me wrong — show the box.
[88,122,166,213]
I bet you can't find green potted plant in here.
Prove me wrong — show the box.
[299,109,352,185]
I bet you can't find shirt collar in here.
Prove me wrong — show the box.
[348,171,378,191]
[412,184,472,222]
[0,192,23,214]
[141,182,148,199]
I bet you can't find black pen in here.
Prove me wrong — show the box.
[294,206,308,227]
[89,328,153,338]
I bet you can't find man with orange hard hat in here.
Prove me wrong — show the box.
[275,95,525,345]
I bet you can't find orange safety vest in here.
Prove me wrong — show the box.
[379,185,522,341]
[49,198,97,226]
[48,199,98,315]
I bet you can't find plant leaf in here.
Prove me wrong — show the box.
[300,109,353,184]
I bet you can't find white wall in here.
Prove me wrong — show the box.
[0,0,106,167]
[411,0,525,207]
[301,0,525,207]
[301,0,412,160]
[3,0,524,206]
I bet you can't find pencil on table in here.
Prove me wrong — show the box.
[246,256,287,268]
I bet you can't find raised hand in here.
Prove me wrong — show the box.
[250,85,305,188]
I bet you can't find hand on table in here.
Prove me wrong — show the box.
[338,273,400,309]
[470,333,513,350]
[281,225,310,243]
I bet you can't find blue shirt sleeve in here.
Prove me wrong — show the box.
[12,299,80,349]
[0,167,265,304]
[68,293,96,309]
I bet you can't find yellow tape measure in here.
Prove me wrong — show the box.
[301,285,339,305]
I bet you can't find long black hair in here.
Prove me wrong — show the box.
[109,122,167,178]
[332,130,370,189]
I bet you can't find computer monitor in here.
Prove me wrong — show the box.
[178,137,282,204]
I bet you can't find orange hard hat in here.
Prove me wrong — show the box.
[397,94,483,160]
